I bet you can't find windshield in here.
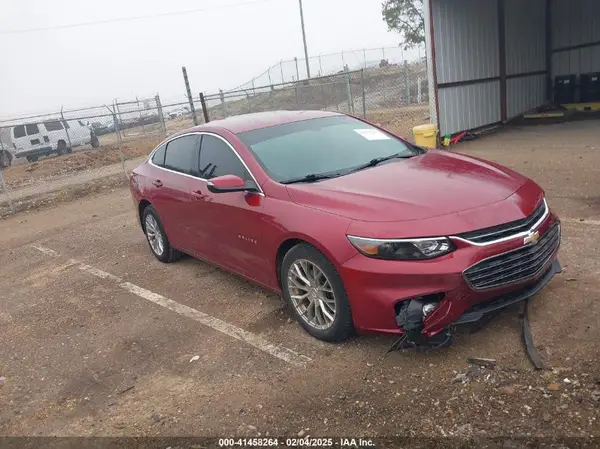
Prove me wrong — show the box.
[237,115,421,183]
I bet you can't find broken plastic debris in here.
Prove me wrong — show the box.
[189,355,200,363]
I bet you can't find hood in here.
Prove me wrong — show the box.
[285,150,529,223]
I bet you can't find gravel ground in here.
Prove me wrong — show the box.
[0,120,598,443]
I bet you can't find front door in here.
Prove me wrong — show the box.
[187,133,270,285]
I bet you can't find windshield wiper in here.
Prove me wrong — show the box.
[281,173,341,185]
[349,153,415,174]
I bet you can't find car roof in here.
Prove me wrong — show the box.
[183,110,343,135]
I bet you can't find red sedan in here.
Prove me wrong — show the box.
[129,111,561,346]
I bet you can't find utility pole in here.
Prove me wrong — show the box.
[298,0,311,79]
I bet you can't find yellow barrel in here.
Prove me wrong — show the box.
[412,124,438,148]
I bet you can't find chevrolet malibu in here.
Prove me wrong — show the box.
[129,111,561,346]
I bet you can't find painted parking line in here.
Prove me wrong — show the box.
[32,245,312,367]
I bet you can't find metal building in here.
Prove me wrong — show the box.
[424,0,600,136]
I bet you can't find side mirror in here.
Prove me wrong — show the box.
[207,174,258,194]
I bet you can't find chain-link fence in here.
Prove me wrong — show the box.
[200,56,429,141]
[0,46,430,217]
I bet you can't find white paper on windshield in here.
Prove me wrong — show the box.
[354,128,391,141]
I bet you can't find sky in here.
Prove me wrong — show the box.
[0,0,419,119]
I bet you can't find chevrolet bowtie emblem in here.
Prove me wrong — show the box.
[524,230,540,245]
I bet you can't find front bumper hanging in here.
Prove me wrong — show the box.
[389,260,562,353]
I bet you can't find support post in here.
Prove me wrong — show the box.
[199,93,210,123]
[361,69,367,119]
[60,107,73,151]
[182,66,198,126]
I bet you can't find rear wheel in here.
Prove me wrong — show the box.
[57,141,68,155]
[26,155,38,163]
[281,244,354,342]
[91,135,100,148]
[141,205,181,263]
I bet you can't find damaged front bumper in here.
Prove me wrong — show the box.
[392,260,562,350]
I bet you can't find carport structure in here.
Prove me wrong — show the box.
[423,0,600,136]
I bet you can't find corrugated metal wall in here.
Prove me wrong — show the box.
[433,0,499,84]
[430,0,599,135]
[504,0,546,76]
[551,0,600,77]
[431,0,500,135]
[438,81,501,134]
[507,75,546,118]
[504,0,547,119]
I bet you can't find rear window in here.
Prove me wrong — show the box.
[13,125,26,138]
[43,121,64,131]
[26,124,40,135]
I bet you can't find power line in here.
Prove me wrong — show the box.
[0,0,277,35]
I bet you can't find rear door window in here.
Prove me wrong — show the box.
[25,124,40,135]
[164,135,199,175]
[43,121,64,131]
[13,125,26,138]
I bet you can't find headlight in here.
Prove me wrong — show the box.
[347,235,455,260]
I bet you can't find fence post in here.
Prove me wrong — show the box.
[294,77,300,109]
[60,107,73,151]
[280,60,285,84]
[114,99,123,144]
[247,93,252,113]
[199,93,210,123]
[219,89,227,116]
[363,48,367,69]
[346,72,354,114]
[0,169,15,215]
[404,61,410,105]
[252,79,256,97]
[318,55,323,77]
[294,57,300,82]
[182,66,198,126]
[361,69,367,119]
[155,94,166,134]
[417,77,422,104]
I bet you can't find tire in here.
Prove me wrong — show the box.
[26,155,38,163]
[57,141,68,155]
[281,243,354,342]
[0,151,12,169]
[141,204,181,263]
[91,135,100,148]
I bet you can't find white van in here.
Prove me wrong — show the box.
[9,120,99,163]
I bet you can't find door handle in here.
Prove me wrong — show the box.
[152,179,163,188]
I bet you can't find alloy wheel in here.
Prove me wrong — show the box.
[145,215,164,256]
[287,259,337,330]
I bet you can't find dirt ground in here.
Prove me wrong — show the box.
[0,120,599,443]
[1,136,162,191]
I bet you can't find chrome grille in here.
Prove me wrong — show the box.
[456,200,547,244]
[464,224,560,290]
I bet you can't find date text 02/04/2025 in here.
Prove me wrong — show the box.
[218,437,376,447]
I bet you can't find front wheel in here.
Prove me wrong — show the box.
[26,155,38,163]
[91,135,100,148]
[281,244,354,342]
[141,205,181,263]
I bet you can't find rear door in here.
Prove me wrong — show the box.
[15,123,47,155]
[187,133,270,284]
[42,120,66,150]
[148,134,200,251]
